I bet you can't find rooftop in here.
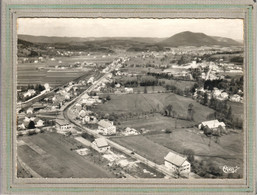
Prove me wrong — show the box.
[94,138,109,148]
[98,120,114,128]
[55,119,69,126]
[164,151,187,167]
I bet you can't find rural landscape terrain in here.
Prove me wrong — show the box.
[17,30,244,179]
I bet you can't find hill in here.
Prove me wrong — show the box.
[159,31,242,47]
[18,34,164,44]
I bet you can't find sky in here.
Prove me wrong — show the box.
[17,18,244,40]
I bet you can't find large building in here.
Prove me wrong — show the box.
[198,120,226,131]
[164,151,191,176]
[55,119,71,131]
[98,120,116,135]
[91,138,110,153]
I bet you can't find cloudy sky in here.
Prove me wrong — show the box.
[17,18,243,40]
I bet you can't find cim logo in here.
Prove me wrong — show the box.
[222,165,240,174]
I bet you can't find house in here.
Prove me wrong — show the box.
[74,103,82,111]
[44,83,50,92]
[83,115,98,124]
[55,119,71,131]
[26,107,34,114]
[91,138,110,153]
[79,110,87,118]
[23,89,36,98]
[87,77,94,84]
[81,98,96,106]
[98,120,116,135]
[35,118,44,127]
[198,120,226,131]
[124,87,133,94]
[230,94,242,102]
[115,83,121,88]
[164,151,191,176]
[123,127,139,136]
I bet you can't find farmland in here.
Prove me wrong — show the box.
[93,93,215,123]
[110,135,171,164]
[118,114,195,131]
[17,132,115,178]
[17,54,116,87]
[146,129,244,176]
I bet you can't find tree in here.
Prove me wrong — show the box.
[144,86,148,94]
[165,104,173,116]
[184,149,195,163]
[28,121,35,129]
[187,103,195,121]
[203,92,208,105]
[227,106,232,120]
[172,110,178,128]
[106,94,111,101]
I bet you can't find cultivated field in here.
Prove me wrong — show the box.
[110,135,171,165]
[17,132,115,178]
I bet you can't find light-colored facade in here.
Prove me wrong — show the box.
[91,138,110,153]
[164,152,191,176]
[98,120,116,135]
[56,119,71,131]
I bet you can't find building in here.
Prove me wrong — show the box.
[79,110,87,118]
[230,94,242,102]
[83,115,98,124]
[198,120,226,131]
[26,107,34,114]
[124,87,133,94]
[55,119,71,131]
[35,119,44,127]
[91,138,110,153]
[23,89,36,98]
[164,151,191,176]
[98,120,116,135]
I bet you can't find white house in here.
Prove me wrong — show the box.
[198,120,226,130]
[26,107,34,114]
[123,127,139,136]
[230,94,242,102]
[23,89,36,98]
[35,119,44,127]
[91,138,110,153]
[56,119,71,131]
[44,83,50,92]
[124,87,133,94]
[79,110,87,118]
[83,115,98,124]
[87,77,94,84]
[98,120,116,135]
[164,151,191,176]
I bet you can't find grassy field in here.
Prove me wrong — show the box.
[94,93,215,123]
[118,114,196,131]
[228,101,244,120]
[17,132,115,178]
[110,135,171,164]
[146,128,244,176]
[159,79,196,90]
